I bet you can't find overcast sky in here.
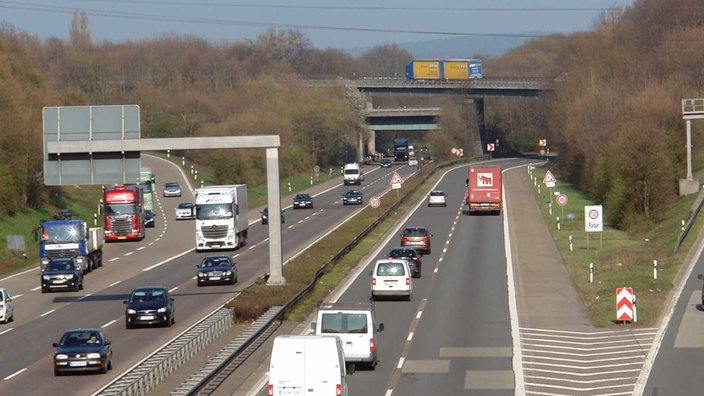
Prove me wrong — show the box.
[0,1,635,50]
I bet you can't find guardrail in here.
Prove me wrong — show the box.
[94,157,485,395]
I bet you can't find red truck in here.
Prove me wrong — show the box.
[465,167,502,215]
[103,184,145,241]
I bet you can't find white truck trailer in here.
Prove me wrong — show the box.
[194,184,248,252]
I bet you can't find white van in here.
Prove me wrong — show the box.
[268,335,349,396]
[370,259,412,301]
[310,302,384,370]
[343,163,364,185]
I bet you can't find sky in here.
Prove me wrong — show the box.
[0,0,636,50]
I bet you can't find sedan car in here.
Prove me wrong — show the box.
[41,258,84,293]
[163,182,182,197]
[53,328,112,376]
[400,226,433,255]
[0,288,14,324]
[387,246,422,278]
[341,189,363,205]
[124,286,175,328]
[408,157,419,167]
[427,190,447,207]
[144,209,156,228]
[293,193,314,209]
[196,255,238,286]
[380,158,392,168]
[175,202,195,220]
[260,207,284,225]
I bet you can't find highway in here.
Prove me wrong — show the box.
[0,154,417,395]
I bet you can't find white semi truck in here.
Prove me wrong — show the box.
[194,184,248,252]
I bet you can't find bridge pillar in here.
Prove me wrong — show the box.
[367,130,376,157]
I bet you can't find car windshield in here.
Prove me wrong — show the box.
[60,331,102,347]
[296,195,310,200]
[202,257,230,267]
[47,260,74,271]
[403,228,427,237]
[105,203,137,215]
[165,183,179,188]
[390,249,413,258]
[196,203,233,220]
[377,262,405,276]
[178,203,192,209]
[131,289,166,303]
[41,224,84,243]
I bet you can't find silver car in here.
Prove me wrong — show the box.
[427,190,447,207]
[0,288,14,324]
[163,182,182,197]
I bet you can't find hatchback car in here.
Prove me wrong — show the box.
[387,246,422,278]
[293,193,314,209]
[0,288,14,324]
[260,207,284,225]
[400,226,433,255]
[427,190,447,207]
[41,258,84,293]
[175,202,195,220]
[53,328,112,376]
[163,182,182,197]
[196,255,238,286]
[408,157,419,167]
[370,259,412,301]
[124,286,175,328]
[144,209,156,228]
[380,158,392,168]
[342,189,364,205]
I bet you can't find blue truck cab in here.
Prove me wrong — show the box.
[36,220,104,273]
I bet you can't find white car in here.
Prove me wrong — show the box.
[370,259,412,301]
[175,202,195,219]
[427,190,447,207]
[0,288,14,324]
[163,182,182,197]
[408,157,419,167]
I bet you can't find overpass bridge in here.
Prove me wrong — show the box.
[305,76,556,160]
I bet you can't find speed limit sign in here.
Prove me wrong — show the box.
[556,194,568,207]
[369,196,381,208]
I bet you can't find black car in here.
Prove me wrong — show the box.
[53,328,112,376]
[144,209,156,228]
[124,286,175,328]
[41,258,84,293]
[261,207,285,225]
[293,193,314,209]
[387,246,423,278]
[380,158,392,168]
[196,255,238,286]
[342,189,364,205]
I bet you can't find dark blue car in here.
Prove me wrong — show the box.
[124,286,175,328]
[196,255,238,286]
[53,328,113,376]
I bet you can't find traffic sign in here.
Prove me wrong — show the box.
[556,194,568,206]
[390,171,404,185]
[584,205,604,232]
[455,148,463,157]
[486,143,495,152]
[616,287,634,321]
[369,196,381,208]
[543,170,556,184]
[539,139,547,146]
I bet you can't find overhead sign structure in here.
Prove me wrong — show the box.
[543,170,556,188]
[43,105,141,185]
[584,205,604,232]
[616,287,634,322]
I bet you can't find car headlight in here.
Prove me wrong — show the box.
[224,270,232,276]
[86,353,101,359]
[43,275,51,280]
[198,272,206,278]
[157,307,167,313]
[64,274,74,279]
[126,309,136,314]
[55,354,68,360]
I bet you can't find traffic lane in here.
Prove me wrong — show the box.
[329,166,472,395]
[642,257,704,395]
[393,214,513,395]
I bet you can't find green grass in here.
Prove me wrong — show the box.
[526,166,704,327]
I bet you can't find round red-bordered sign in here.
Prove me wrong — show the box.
[588,209,599,219]
[369,196,381,208]
[556,194,568,207]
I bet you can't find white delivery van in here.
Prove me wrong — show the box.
[311,302,384,370]
[370,259,412,301]
[268,335,350,396]
[343,163,364,185]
